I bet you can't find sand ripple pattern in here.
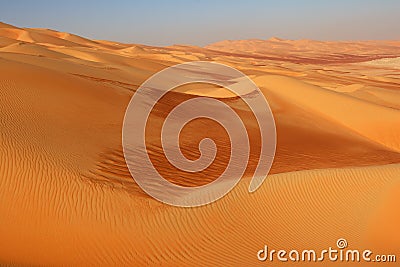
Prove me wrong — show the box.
[123,61,276,207]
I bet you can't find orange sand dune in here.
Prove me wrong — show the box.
[206,38,400,64]
[0,22,399,266]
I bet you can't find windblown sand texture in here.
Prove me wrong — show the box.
[0,22,399,266]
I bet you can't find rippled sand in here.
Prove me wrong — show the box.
[0,21,399,266]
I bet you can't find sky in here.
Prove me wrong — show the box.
[1,0,399,46]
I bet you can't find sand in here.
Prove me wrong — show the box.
[0,22,399,266]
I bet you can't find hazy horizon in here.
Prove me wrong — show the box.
[1,0,399,46]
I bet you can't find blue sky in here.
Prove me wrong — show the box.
[1,0,399,46]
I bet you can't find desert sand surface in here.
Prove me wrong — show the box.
[0,21,399,266]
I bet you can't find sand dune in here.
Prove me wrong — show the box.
[206,38,400,64]
[253,75,400,152]
[362,57,400,69]
[0,42,72,58]
[0,22,399,266]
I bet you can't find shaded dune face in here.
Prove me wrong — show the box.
[0,22,399,266]
[90,86,400,196]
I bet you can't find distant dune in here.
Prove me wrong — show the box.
[362,56,400,69]
[206,38,400,64]
[0,22,399,266]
